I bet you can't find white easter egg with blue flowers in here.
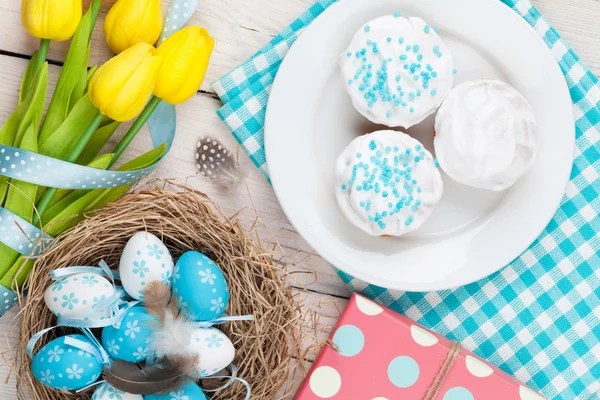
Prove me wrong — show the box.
[119,232,174,300]
[101,306,155,362]
[172,251,229,321]
[145,379,207,400]
[188,327,235,377]
[31,334,103,390]
[43,273,115,320]
[92,382,143,400]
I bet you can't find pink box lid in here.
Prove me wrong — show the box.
[295,294,546,400]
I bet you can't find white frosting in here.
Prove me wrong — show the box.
[335,130,443,236]
[340,15,454,128]
[434,79,538,191]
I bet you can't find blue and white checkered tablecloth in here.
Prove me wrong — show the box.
[212,1,600,398]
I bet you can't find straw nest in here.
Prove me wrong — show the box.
[15,181,306,400]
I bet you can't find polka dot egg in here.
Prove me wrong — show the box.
[43,272,115,320]
[92,382,142,400]
[145,380,206,400]
[31,334,103,391]
[119,232,174,301]
[101,306,155,362]
[187,327,235,377]
[172,251,229,321]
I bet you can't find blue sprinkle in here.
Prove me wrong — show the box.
[374,48,379,54]
[414,156,420,162]
[342,184,347,190]
[416,144,422,150]
[403,64,409,70]
[431,71,438,78]
[452,68,457,74]
[360,201,365,207]
[417,188,422,193]
[393,146,399,152]
[364,25,371,32]
[434,27,439,33]
[398,37,405,44]
[357,152,362,158]
[417,90,422,96]
[348,79,353,84]
[385,146,392,153]
[383,191,388,198]
[424,25,430,33]
[417,54,423,62]
[388,202,393,208]
[394,100,401,106]
[399,55,407,61]
[434,159,440,168]
[359,85,365,91]
[396,76,401,82]
[387,37,392,43]
[368,216,374,222]
[367,39,372,45]
[409,93,415,100]
[394,12,401,18]
[410,107,414,113]
[412,45,419,52]
[431,89,437,96]
[368,101,373,108]
[347,52,352,57]
[369,140,377,150]
[405,45,411,51]
[386,111,392,118]
[413,75,419,80]
[426,64,433,71]
[412,179,417,184]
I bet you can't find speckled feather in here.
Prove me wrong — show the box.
[195,137,241,187]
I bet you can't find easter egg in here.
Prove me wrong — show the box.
[44,273,115,320]
[145,380,206,400]
[101,306,155,362]
[32,334,103,390]
[172,251,229,321]
[188,328,235,377]
[119,232,174,300]
[92,382,143,400]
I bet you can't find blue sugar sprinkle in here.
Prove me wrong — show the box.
[364,25,371,32]
[424,25,430,33]
[368,216,374,222]
[434,159,440,168]
[398,37,405,44]
[346,52,352,57]
[452,68,457,74]
[396,75,401,82]
[426,64,433,71]
[405,45,411,51]
[414,75,419,80]
[423,82,429,89]
[431,71,438,78]
[386,111,392,118]
[393,146,399,152]
[388,202,393,208]
[359,85,365,91]
[409,93,416,100]
[434,27,439,33]
[394,100,401,106]
[431,89,437,96]
[412,179,417,184]
[367,39,372,45]
[399,55,407,61]
[373,48,379,54]
[342,184,347,190]
[417,188,422,193]
[410,107,414,113]
[369,140,377,150]
[403,64,409,70]
[385,146,392,152]
[417,90,422,96]
[417,54,423,62]
[387,37,392,43]
[348,79,353,84]
[368,101,373,108]
[414,156,420,162]
[416,144,422,150]
[394,11,401,18]
[412,45,419,52]
[360,201,365,207]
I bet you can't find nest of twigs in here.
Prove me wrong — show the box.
[16,181,306,400]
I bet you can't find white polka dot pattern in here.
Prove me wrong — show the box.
[0,206,52,257]
[159,0,201,43]
[0,284,18,317]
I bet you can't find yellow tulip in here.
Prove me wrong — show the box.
[154,26,215,105]
[104,0,163,54]
[21,0,82,41]
[88,42,163,122]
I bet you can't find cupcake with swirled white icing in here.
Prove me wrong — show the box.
[335,130,443,237]
[340,13,455,128]
[434,79,538,191]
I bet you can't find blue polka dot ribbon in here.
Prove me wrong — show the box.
[0,145,158,190]
[159,0,201,43]
[0,285,18,315]
[0,205,52,257]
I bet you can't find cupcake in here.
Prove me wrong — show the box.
[335,130,443,237]
[340,14,455,128]
[434,79,538,191]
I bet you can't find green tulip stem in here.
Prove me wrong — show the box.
[33,38,50,77]
[108,95,163,168]
[33,111,105,226]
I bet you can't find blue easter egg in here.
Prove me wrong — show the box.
[32,334,103,390]
[145,380,207,400]
[172,251,229,321]
[101,307,155,362]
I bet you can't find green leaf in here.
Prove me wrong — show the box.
[85,65,98,92]
[48,153,114,209]
[39,8,93,144]
[39,95,99,160]
[0,62,48,148]
[0,122,39,279]
[76,121,121,165]
[19,52,38,104]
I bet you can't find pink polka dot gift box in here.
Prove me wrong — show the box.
[295,294,546,400]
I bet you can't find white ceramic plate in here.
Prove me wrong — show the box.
[265,0,574,291]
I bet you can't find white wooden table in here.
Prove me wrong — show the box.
[0,0,599,398]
